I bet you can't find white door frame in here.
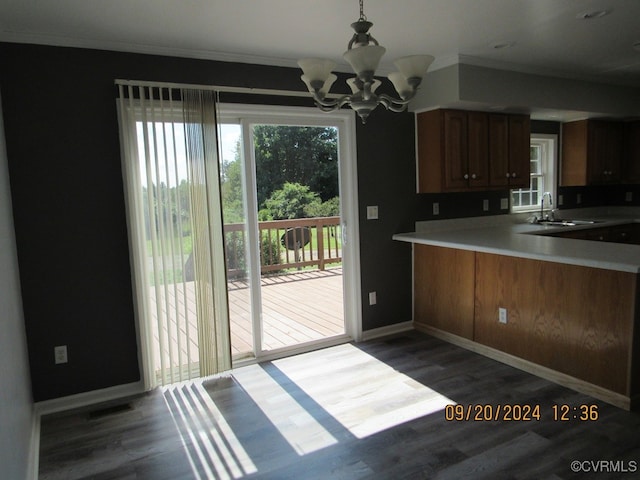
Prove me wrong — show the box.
[218,104,362,361]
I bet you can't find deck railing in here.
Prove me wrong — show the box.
[224,216,342,278]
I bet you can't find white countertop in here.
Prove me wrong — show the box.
[393,212,640,273]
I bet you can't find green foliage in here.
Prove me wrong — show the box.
[220,125,340,223]
[224,231,246,273]
[261,182,319,220]
[253,125,338,207]
[260,234,282,268]
[142,180,192,238]
[220,138,245,223]
[304,196,340,218]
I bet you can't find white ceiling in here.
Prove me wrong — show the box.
[1,0,639,87]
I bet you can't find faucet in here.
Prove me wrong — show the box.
[541,192,553,221]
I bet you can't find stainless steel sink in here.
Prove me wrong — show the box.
[536,219,602,227]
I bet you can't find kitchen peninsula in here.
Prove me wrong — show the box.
[394,209,640,410]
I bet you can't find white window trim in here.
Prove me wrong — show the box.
[511,134,557,214]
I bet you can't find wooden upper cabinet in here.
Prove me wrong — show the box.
[417,108,530,193]
[623,121,640,183]
[467,112,490,188]
[507,115,531,188]
[442,110,469,190]
[441,110,489,190]
[488,114,509,187]
[561,119,624,186]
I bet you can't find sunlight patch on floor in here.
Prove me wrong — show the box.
[273,343,454,439]
[163,383,258,480]
[232,364,339,455]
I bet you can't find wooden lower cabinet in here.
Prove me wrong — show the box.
[474,253,635,395]
[414,245,639,405]
[414,244,475,339]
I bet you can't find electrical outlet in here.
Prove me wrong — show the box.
[482,199,489,211]
[558,194,564,206]
[54,345,68,364]
[500,198,509,210]
[498,308,508,324]
[626,192,633,202]
[369,291,377,305]
[366,205,379,220]
[432,202,439,215]
[576,193,582,204]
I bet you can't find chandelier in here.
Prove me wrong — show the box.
[298,0,434,123]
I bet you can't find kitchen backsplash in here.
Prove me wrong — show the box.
[415,184,640,222]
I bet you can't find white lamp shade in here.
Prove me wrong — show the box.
[298,58,337,82]
[388,72,412,99]
[393,55,435,79]
[343,45,386,75]
[302,74,337,97]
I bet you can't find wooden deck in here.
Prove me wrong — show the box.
[150,267,344,379]
[229,267,345,356]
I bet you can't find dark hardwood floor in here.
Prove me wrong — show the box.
[39,331,640,479]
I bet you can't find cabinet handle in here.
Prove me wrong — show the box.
[471,173,477,179]
[464,174,469,179]
[505,173,510,178]
[511,173,517,178]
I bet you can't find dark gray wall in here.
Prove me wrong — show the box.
[0,92,34,480]
[0,43,416,401]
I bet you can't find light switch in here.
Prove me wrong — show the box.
[366,205,379,220]
[369,291,377,305]
[500,198,509,210]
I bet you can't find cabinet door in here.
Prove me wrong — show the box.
[508,115,531,188]
[623,121,640,183]
[442,110,469,190]
[609,224,640,244]
[589,122,623,184]
[561,120,589,186]
[467,112,489,188]
[488,114,509,186]
[605,123,623,183]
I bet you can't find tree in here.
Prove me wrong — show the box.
[259,182,320,220]
[220,138,245,223]
[304,196,340,217]
[253,125,338,207]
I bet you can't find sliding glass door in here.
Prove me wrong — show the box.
[218,105,361,361]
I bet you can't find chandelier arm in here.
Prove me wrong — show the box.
[377,93,414,112]
[311,92,353,109]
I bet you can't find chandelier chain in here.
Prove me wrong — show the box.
[359,0,367,21]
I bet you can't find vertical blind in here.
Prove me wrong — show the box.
[117,82,231,388]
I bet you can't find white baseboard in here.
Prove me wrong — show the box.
[360,321,414,342]
[27,406,40,480]
[415,324,631,410]
[35,381,145,417]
